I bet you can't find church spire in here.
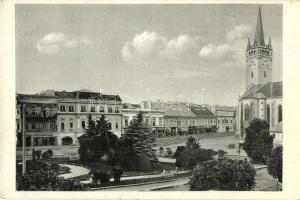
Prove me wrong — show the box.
[247,38,251,49]
[268,36,272,49]
[253,6,265,47]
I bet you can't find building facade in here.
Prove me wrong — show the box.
[122,103,165,136]
[215,105,236,133]
[16,90,122,147]
[236,7,283,140]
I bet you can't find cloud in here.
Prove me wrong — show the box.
[37,32,92,55]
[226,24,252,42]
[122,31,202,64]
[151,69,211,80]
[199,43,235,60]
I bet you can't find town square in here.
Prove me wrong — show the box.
[13,4,283,192]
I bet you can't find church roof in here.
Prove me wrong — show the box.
[241,81,282,99]
[253,6,265,47]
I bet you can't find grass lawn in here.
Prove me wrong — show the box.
[155,132,234,147]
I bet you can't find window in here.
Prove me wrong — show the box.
[25,123,29,130]
[99,107,104,112]
[31,109,36,116]
[82,121,85,129]
[178,121,181,126]
[60,105,66,112]
[42,123,47,130]
[61,123,65,132]
[251,72,253,78]
[124,118,129,127]
[80,106,86,112]
[90,106,95,112]
[17,109,20,115]
[50,123,55,130]
[115,107,120,113]
[278,105,282,122]
[31,123,36,130]
[108,107,113,113]
[70,122,73,129]
[108,122,112,130]
[159,117,163,126]
[152,117,156,126]
[17,122,20,130]
[264,71,267,77]
[115,122,119,129]
[68,105,74,112]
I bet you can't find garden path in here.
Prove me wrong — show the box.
[58,164,90,179]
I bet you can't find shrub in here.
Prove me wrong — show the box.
[17,171,88,191]
[186,136,200,149]
[190,157,256,191]
[176,148,217,170]
[42,149,53,160]
[267,146,282,183]
[35,150,42,160]
[173,146,186,159]
[244,118,273,164]
[167,148,173,156]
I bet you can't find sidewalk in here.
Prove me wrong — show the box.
[81,169,189,184]
[58,164,90,179]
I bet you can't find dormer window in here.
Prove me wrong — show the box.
[251,72,253,78]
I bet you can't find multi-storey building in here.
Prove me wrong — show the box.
[236,7,283,144]
[215,105,236,133]
[16,94,58,147]
[122,103,165,137]
[16,90,122,148]
[190,105,217,134]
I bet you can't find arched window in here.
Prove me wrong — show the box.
[278,104,282,122]
[82,121,85,129]
[267,104,270,124]
[244,104,250,121]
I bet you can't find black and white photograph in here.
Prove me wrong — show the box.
[12,3,284,192]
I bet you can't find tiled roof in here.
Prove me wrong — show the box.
[190,106,215,117]
[215,105,235,111]
[164,109,196,118]
[241,81,282,99]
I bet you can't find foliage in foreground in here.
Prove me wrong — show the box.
[190,157,256,191]
[78,114,118,163]
[115,111,158,171]
[17,171,88,191]
[244,118,273,164]
[267,146,282,183]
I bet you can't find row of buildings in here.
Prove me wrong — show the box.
[16,90,236,147]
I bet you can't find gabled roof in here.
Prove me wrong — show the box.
[241,81,282,99]
[190,106,215,117]
[164,109,196,118]
[215,105,235,111]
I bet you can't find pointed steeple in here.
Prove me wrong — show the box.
[247,38,251,49]
[268,36,272,49]
[253,6,265,47]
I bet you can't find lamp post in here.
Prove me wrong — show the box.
[22,103,26,175]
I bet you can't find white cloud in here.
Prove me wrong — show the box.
[122,31,202,64]
[161,35,200,58]
[199,43,234,60]
[226,24,252,42]
[37,32,92,56]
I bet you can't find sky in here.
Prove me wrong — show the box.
[16,4,282,106]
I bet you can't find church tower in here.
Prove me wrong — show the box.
[246,6,272,90]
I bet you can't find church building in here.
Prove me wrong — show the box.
[236,7,283,145]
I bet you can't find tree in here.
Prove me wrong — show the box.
[267,146,282,183]
[116,111,158,171]
[176,148,217,170]
[244,118,273,163]
[190,157,256,191]
[78,114,118,163]
[186,136,200,149]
